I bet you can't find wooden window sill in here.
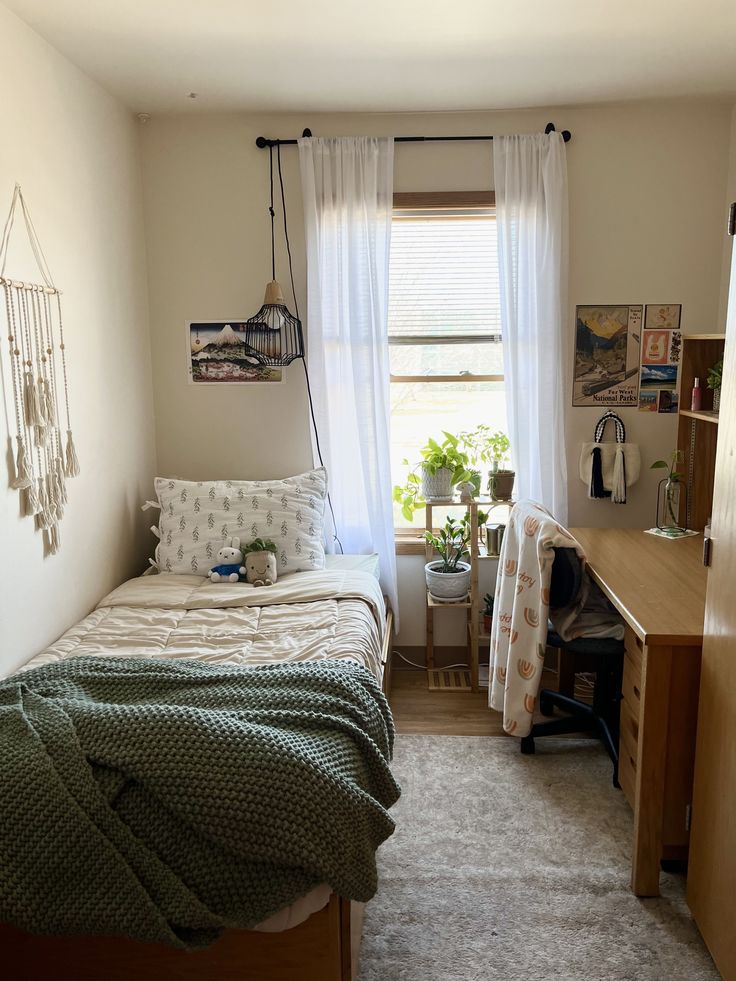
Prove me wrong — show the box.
[395,534,426,556]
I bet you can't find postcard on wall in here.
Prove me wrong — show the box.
[187,321,283,384]
[644,304,681,331]
[572,305,642,407]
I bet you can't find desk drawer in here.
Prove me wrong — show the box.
[622,654,642,722]
[624,626,644,676]
[620,698,640,763]
[619,737,637,810]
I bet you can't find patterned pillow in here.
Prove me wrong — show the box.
[154,468,327,577]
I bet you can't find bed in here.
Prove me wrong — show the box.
[2,554,395,981]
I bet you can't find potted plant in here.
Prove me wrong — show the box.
[485,431,515,502]
[707,357,723,413]
[651,451,686,531]
[423,516,472,602]
[482,593,495,633]
[393,432,472,521]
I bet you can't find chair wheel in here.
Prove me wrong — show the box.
[520,735,535,755]
[539,693,555,717]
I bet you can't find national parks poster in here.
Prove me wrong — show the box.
[187,321,282,384]
[572,305,642,407]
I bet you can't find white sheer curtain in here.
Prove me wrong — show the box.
[298,136,399,623]
[494,133,569,524]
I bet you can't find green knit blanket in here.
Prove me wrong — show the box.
[0,656,399,949]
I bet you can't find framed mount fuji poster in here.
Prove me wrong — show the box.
[187,321,283,384]
[572,304,642,407]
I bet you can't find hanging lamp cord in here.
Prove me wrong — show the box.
[268,147,276,282]
[275,143,343,553]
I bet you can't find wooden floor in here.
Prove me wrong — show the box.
[389,669,506,736]
[389,667,580,737]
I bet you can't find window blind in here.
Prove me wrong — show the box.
[388,212,501,340]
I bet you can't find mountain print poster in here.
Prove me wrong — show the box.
[572,305,642,406]
[187,321,283,384]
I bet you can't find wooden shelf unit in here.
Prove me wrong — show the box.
[424,499,509,692]
[677,334,725,530]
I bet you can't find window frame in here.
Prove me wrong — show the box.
[389,191,503,551]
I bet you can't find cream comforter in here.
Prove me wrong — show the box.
[21,570,386,681]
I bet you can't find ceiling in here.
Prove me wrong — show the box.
[6,0,736,114]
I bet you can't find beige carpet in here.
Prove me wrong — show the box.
[359,736,718,981]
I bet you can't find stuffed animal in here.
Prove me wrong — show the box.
[243,538,278,587]
[208,538,246,583]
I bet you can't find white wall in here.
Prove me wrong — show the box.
[140,102,733,645]
[0,5,156,672]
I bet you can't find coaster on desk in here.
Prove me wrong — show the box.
[644,527,699,540]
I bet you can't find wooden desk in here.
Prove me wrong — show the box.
[570,528,707,897]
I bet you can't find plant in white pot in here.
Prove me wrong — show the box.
[424,517,472,603]
[393,432,472,522]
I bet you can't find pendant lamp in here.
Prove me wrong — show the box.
[245,145,304,366]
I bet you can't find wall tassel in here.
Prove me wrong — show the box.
[48,523,60,555]
[23,371,43,426]
[35,476,50,528]
[10,435,31,489]
[64,429,80,477]
[589,446,605,499]
[611,446,627,504]
[1,185,78,554]
[53,458,67,507]
[22,479,41,517]
[43,378,56,425]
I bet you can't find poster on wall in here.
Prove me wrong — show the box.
[572,305,642,406]
[638,304,682,412]
[187,321,283,384]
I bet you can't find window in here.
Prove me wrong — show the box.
[389,192,506,531]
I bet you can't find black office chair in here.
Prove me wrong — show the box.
[519,547,625,786]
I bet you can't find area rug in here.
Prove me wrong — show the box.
[359,736,717,981]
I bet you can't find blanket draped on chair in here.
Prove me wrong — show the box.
[488,502,584,737]
[0,657,399,949]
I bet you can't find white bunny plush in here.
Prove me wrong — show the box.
[208,537,246,583]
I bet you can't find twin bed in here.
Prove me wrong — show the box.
[2,518,396,980]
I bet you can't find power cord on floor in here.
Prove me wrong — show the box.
[392,650,470,671]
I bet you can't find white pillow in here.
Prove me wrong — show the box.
[154,468,327,577]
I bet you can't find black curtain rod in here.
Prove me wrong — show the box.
[256,122,571,149]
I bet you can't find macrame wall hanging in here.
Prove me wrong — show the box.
[1,184,79,554]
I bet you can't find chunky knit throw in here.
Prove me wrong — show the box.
[0,656,399,949]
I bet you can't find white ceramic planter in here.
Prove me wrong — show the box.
[424,560,471,602]
[421,466,453,500]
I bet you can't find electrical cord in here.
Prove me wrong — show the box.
[276,143,343,554]
[392,650,470,672]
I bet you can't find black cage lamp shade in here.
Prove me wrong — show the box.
[245,280,304,366]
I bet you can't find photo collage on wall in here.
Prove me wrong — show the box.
[638,304,681,414]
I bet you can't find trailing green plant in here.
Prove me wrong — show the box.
[423,517,471,573]
[707,358,723,391]
[243,537,278,555]
[483,592,495,616]
[392,432,472,521]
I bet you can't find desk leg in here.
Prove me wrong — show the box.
[631,643,672,897]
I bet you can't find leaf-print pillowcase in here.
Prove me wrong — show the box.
[154,468,328,577]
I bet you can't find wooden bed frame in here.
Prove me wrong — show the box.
[1,897,364,981]
[2,608,394,981]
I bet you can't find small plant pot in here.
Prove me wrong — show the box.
[424,560,471,603]
[483,613,492,633]
[421,466,453,500]
[489,469,515,502]
[713,387,721,413]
